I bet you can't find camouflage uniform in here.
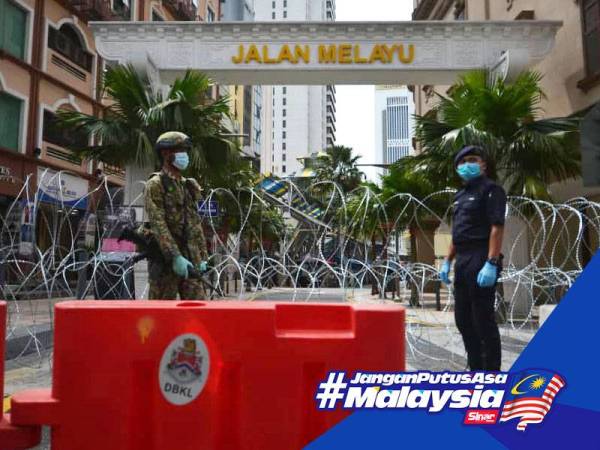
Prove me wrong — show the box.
[144,170,209,300]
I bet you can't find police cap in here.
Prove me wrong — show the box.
[454,145,487,168]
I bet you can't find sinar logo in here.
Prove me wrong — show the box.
[159,333,210,406]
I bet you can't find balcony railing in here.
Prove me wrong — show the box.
[69,0,115,21]
[162,0,197,21]
[326,116,336,132]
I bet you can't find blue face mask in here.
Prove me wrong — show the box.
[172,152,189,171]
[457,162,482,181]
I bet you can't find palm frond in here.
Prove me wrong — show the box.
[410,69,581,200]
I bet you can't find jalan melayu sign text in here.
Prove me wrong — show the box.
[232,43,415,65]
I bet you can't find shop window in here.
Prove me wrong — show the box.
[43,110,88,150]
[0,92,22,151]
[582,0,600,80]
[0,0,28,60]
[48,24,93,73]
[152,10,164,21]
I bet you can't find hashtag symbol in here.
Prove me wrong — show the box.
[316,372,347,409]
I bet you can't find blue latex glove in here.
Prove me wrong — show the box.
[198,261,208,273]
[477,261,498,288]
[439,260,451,285]
[172,255,193,279]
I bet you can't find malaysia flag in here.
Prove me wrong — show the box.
[499,370,566,431]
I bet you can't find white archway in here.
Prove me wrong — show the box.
[91,20,562,85]
[89,19,563,206]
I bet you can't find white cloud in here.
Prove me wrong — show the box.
[334,0,414,183]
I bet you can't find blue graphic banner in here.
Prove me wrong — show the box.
[306,251,600,449]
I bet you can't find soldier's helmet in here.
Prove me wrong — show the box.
[155,131,192,153]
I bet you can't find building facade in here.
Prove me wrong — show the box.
[254,0,336,178]
[375,85,415,177]
[0,0,219,249]
[412,0,600,201]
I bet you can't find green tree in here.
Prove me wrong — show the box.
[380,160,453,265]
[313,145,364,194]
[413,70,580,200]
[56,64,239,188]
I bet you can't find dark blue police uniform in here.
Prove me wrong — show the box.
[452,175,506,371]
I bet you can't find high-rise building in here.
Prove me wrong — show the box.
[220,0,263,169]
[374,86,414,177]
[254,0,336,177]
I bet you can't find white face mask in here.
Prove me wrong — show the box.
[172,152,189,171]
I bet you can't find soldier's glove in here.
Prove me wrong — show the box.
[439,260,452,285]
[198,261,208,273]
[477,261,498,288]
[173,255,194,279]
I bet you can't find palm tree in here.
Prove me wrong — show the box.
[380,160,452,262]
[56,64,239,188]
[314,145,364,194]
[413,70,580,200]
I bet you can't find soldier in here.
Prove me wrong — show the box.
[144,131,209,300]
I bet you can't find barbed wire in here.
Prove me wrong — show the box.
[2,172,598,370]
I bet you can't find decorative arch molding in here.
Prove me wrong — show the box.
[51,94,83,113]
[43,15,98,95]
[55,16,92,52]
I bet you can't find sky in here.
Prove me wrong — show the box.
[335,0,414,182]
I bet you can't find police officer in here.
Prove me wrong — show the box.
[144,131,209,300]
[439,145,506,371]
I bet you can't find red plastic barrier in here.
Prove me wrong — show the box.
[4,301,405,450]
[0,301,41,450]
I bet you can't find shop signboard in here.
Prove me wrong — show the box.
[37,168,89,210]
[198,200,219,217]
